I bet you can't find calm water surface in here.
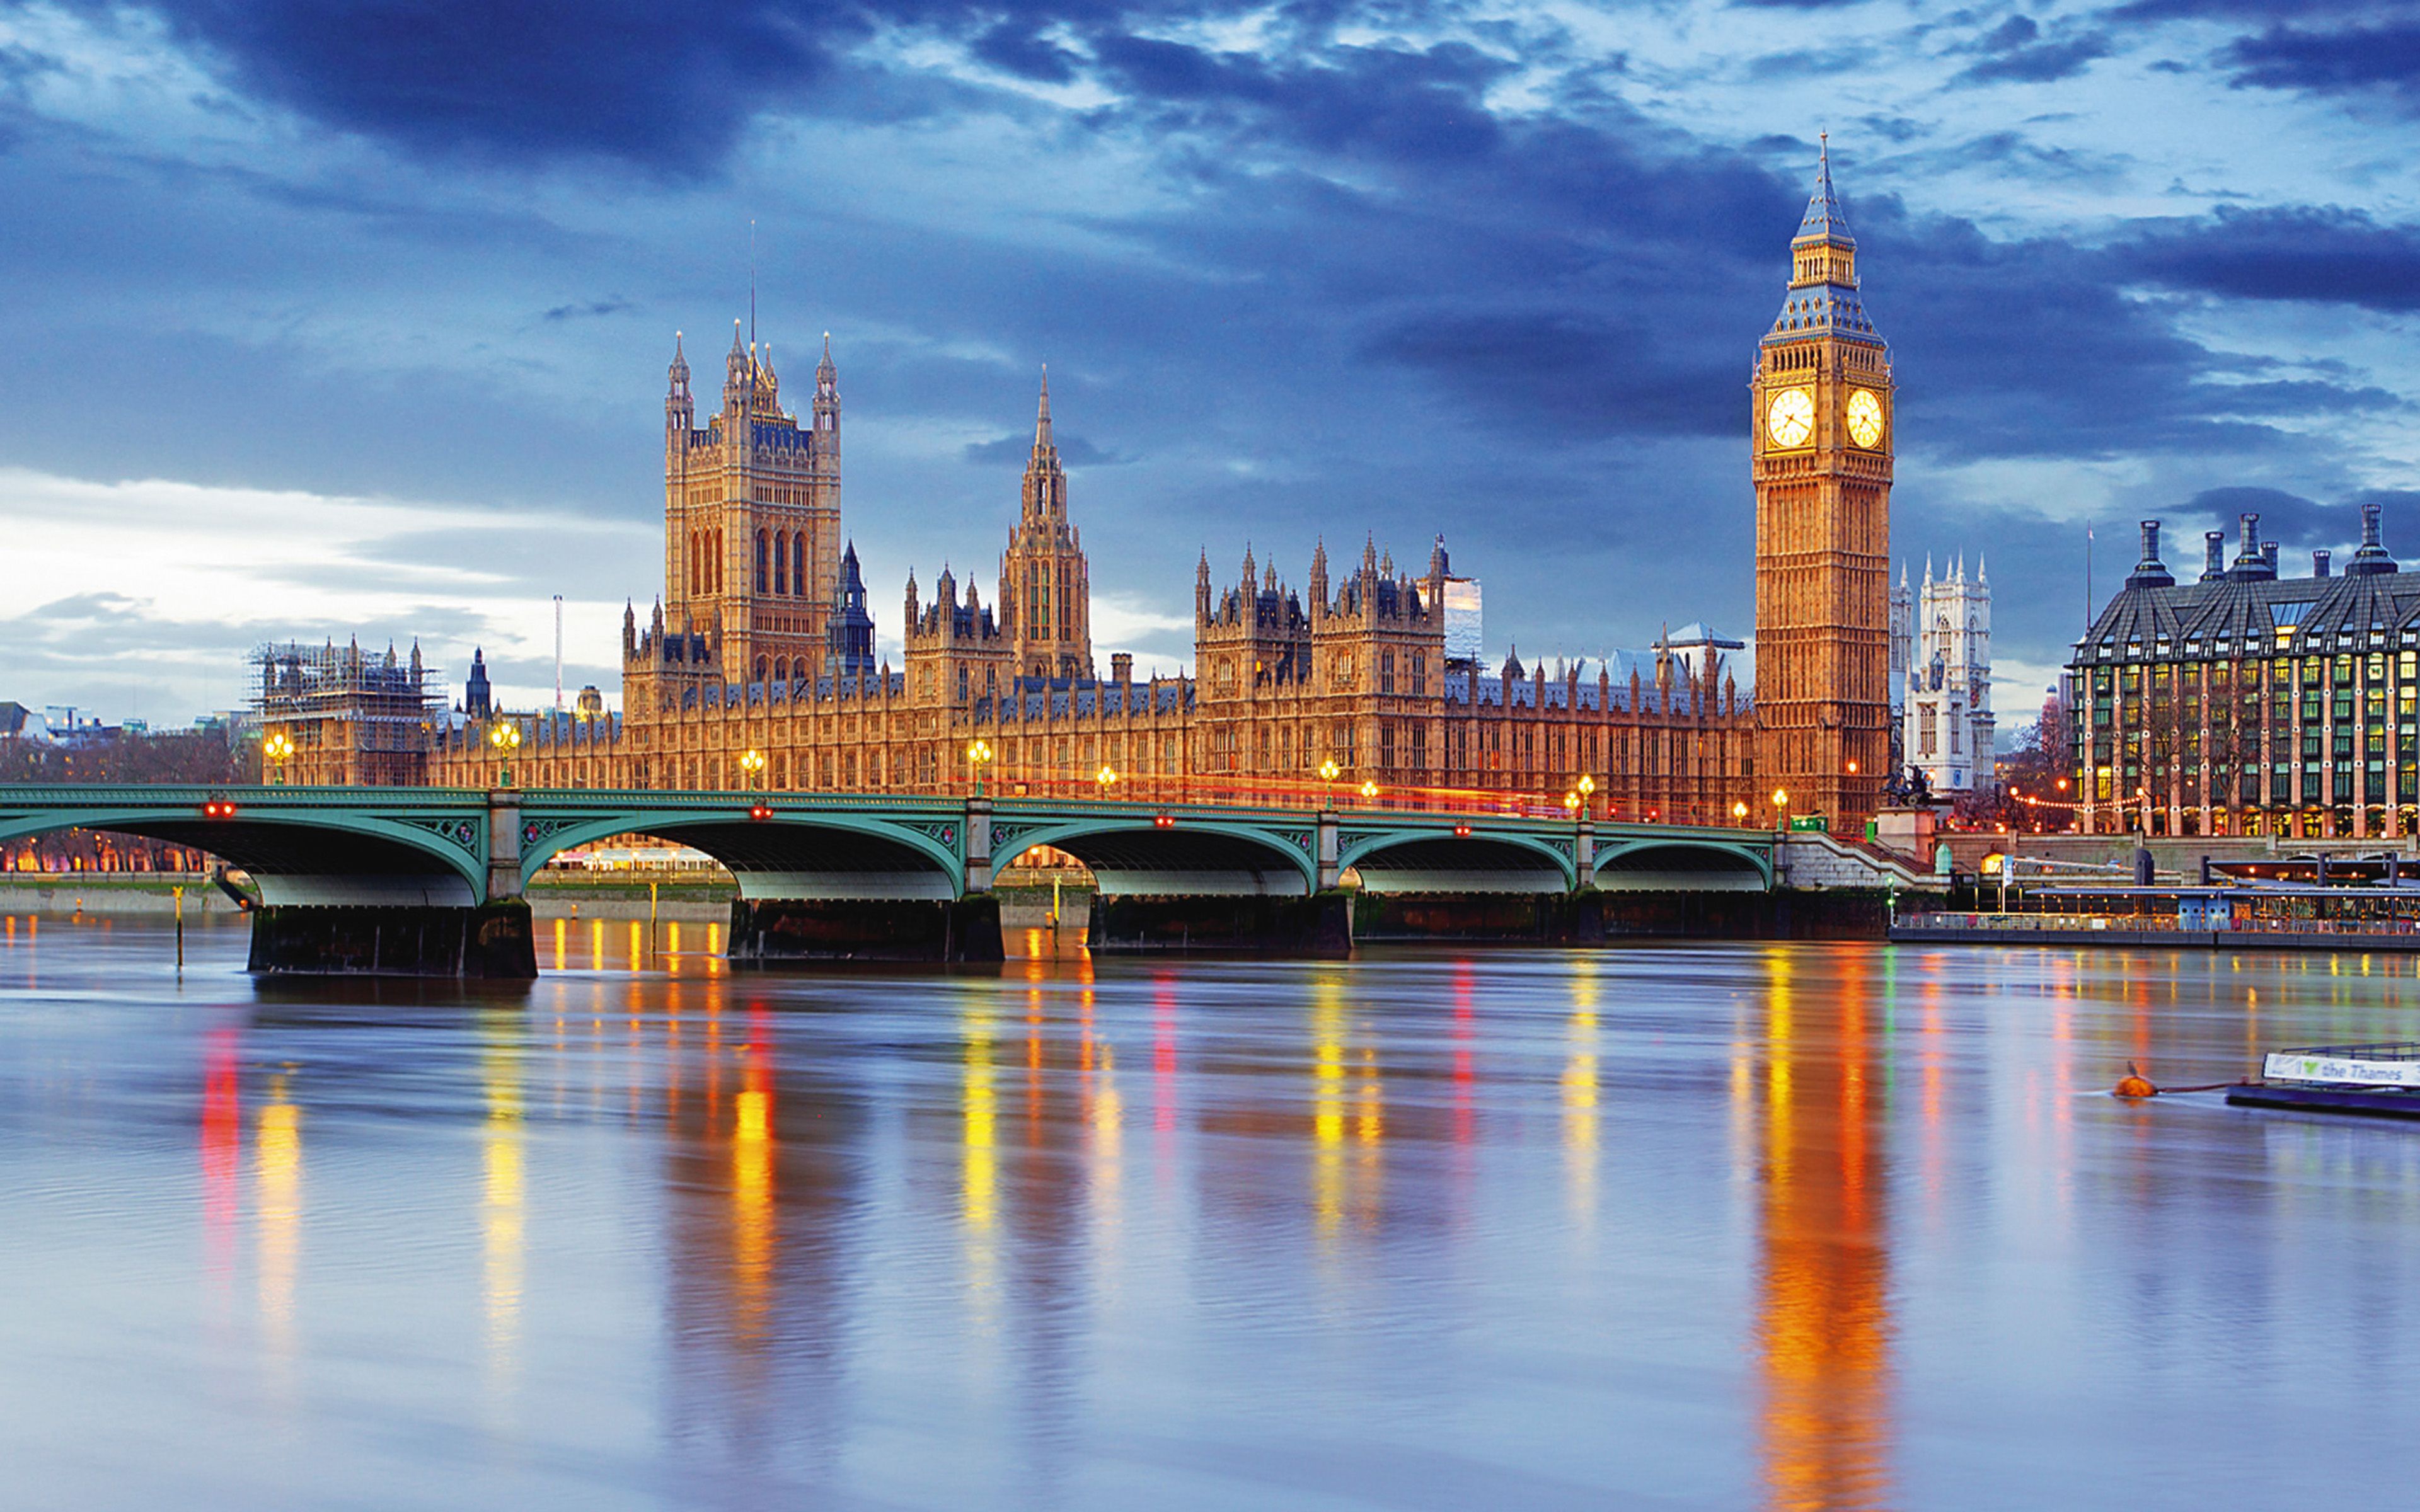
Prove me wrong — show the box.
[3,913,2417,1509]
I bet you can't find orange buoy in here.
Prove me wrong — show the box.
[2114,1062,2157,1099]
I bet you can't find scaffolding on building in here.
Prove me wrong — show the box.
[249,639,441,787]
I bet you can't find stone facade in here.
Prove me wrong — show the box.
[399,146,1886,827]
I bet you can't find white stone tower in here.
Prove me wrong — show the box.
[1902,554,1995,794]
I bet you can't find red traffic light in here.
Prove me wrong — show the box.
[1153,813,1175,828]
[747,804,773,821]
[202,799,238,819]
[1453,823,1473,837]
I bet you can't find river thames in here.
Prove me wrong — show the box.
[3,915,2416,1509]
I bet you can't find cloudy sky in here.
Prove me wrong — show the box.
[4,0,2417,726]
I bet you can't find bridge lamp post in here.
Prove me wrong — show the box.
[489,721,522,789]
[1770,787,1789,831]
[1732,799,1750,827]
[967,738,994,798]
[1359,777,1380,808]
[1578,773,1596,820]
[262,730,294,786]
[740,747,766,793]
[1318,757,1340,810]
[1095,764,1119,799]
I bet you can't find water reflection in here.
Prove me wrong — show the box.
[255,1071,302,1392]
[11,922,2420,1508]
[479,1007,525,1416]
[1753,948,1894,1512]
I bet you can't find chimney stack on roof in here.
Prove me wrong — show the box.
[2315,549,2332,578]
[2201,530,2227,582]
[2233,512,2276,580]
[2350,498,2401,576]
[2127,519,2175,588]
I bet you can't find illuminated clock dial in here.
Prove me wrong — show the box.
[1846,388,1885,449]
[1766,386,1815,449]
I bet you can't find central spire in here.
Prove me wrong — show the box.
[1035,365,1054,450]
[1796,131,1853,249]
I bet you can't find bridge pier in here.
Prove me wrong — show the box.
[727,896,1005,963]
[247,899,537,978]
[1087,890,1353,956]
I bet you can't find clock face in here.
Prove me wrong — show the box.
[1847,388,1885,449]
[1766,386,1815,449]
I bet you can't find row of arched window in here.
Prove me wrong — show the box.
[688,528,723,597]
[753,655,814,685]
[754,529,810,597]
[688,524,814,600]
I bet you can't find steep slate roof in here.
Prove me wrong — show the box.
[2081,559,2414,661]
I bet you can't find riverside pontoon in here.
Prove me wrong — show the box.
[2226,1043,2420,1118]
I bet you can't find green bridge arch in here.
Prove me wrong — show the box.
[988,815,1318,896]
[0,786,491,905]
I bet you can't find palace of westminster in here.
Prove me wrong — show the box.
[268,151,1908,830]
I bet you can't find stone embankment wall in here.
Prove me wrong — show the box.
[1775,833,1933,891]
[0,879,245,915]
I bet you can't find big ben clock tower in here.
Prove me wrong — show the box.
[1753,139,1894,830]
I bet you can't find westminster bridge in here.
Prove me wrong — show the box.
[0,785,1799,976]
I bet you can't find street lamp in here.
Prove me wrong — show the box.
[739,747,766,791]
[1095,763,1119,798]
[1732,799,1750,825]
[1577,773,1596,820]
[1770,786,1789,830]
[1319,757,1341,809]
[488,719,522,788]
[966,738,993,797]
[262,730,294,786]
[1359,777,1380,806]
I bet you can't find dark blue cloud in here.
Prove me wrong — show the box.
[2222,21,2420,111]
[123,0,858,168]
[1953,14,2113,86]
[2115,205,2420,311]
[542,296,635,322]
[971,19,1083,84]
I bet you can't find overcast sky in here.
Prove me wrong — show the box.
[4,0,2418,726]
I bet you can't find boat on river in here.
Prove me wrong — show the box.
[2227,1044,2420,1118]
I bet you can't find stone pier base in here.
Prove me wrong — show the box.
[1352,890,1608,943]
[1088,891,1353,956]
[246,901,538,979]
[727,896,1005,964]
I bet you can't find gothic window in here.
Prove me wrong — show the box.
[754,531,769,594]
[1411,655,1427,696]
[1380,650,1396,694]
[774,531,788,595]
[957,666,969,701]
[793,535,806,598]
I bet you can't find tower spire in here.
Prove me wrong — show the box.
[1036,365,1053,449]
